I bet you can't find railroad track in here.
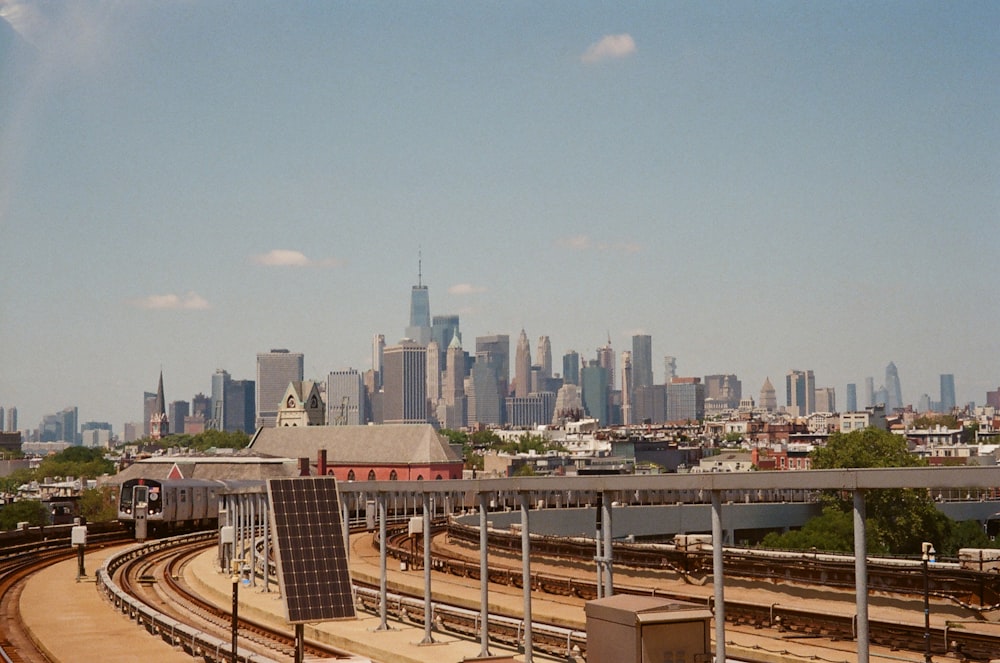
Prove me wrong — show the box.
[378,522,1000,662]
[107,533,364,662]
[1,526,132,663]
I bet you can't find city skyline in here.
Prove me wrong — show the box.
[1,3,997,431]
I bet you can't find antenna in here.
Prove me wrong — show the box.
[418,248,423,287]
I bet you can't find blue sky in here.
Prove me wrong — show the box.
[1,1,997,432]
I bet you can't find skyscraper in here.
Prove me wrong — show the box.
[5,407,15,432]
[382,341,427,424]
[514,329,532,398]
[664,356,677,383]
[596,336,615,391]
[581,362,609,425]
[327,369,365,425]
[169,400,189,435]
[667,377,705,422]
[431,315,460,369]
[631,334,653,389]
[405,258,431,346]
[212,369,255,432]
[815,387,836,413]
[537,336,552,379]
[940,374,956,412]
[864,377,875,407]
[475,335,510,396]
[442,334,467,429]
[620,350,633,425]
[256,349,304,428]
[372,334,385,389]
[562,351,580,386]
[846,383,857,412]
[786,370,816,416]
[759,377,777,411]
[704,374,742,409]
[885,362,902,412]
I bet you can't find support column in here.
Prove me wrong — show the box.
[377,492,390,631]
[520,492,533,663]
[478,492,491,657]
[262,491,271,593]
[711,490,726,663]
[342,495,351,563]
[602,491,614,597]
[854,489,869,663]
[421,492,434,644]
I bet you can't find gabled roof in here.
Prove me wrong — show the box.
[248,424,462,466]
[110,455,300,483]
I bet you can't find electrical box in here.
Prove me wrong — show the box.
[408,516,423,536]
[71,525,87,546]
[220,525,235,544]
[585,594,712,663]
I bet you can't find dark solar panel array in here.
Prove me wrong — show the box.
[267,477,356,623]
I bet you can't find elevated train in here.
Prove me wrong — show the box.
[118,477,224,537]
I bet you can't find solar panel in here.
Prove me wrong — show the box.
[266,476,356,623]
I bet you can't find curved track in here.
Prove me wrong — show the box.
[1,526,132,663]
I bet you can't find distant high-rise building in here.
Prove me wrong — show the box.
[426,341,442,410]
[431,315,460,370]
[845,384,857,412]
[256,349,304,428]
[987,387,1000,410]
[441,334,467,429]
[382,341,427,424]
[506,392,556,428]
[537,336,552,379]
[191,393,211,421]
[469,360,503,426]
[815,387,836,413]
[759,377,777,412]
[562,351,580,386]
[633,385,668,424]
[475,335,510,396]
[864,377,875,408]
[885,362,902,411]
[211,369,231,431]
[596,336,615,391]
[372,334,385,389]
[631,335,653,389]
[664,356,677,383]
[169,400,189,435]
[621,351,633,425]
[667,377,705,422]
[143,391,156,437]
[405,257,431,345]
[4,406,15,432]
[327,369,365,426]
[80,421,112,449]
[514,330,532,398]
[874,385,889,408]
[940,374,956,412]
[786,370,816,416]
[0,407,4,432]
[580,362,609,425]
[704,374,742,409]
[150,371,169,440]
[212,369,256,433]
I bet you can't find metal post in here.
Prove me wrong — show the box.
[342,494,351,563]
[249,492,257,588]
[711,490,726,663]
[602,490,614,597]
[377,492,390,631]
[421,491,434,644]
[479,491,491,657]
[520,492,533,663]
[854,489,870,663]
[922,541,935,663]
[595,493,603,599]
[230,560,239,663]
[262,491,271,593]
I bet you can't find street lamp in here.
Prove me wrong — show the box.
[922,541,936,663]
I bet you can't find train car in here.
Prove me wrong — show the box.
[118,478,225,537]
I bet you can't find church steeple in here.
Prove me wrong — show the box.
[150,370,169,440]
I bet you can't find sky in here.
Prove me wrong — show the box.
[1,1,997,433]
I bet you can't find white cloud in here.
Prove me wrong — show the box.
[581,33,637,64]
[251,249,341,268]
[133,292,210,311]
[556,235,641,255]
[449,283,487,295]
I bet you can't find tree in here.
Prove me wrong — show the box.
[767,427,994,555]
[35,447,115,480]
[78,487,119,522]
[0,500,49,530]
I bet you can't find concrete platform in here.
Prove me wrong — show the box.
[19,547,199,663]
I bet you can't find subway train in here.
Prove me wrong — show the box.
[118,478,224,537]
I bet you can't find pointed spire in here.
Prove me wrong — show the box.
[155,370,166,416]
